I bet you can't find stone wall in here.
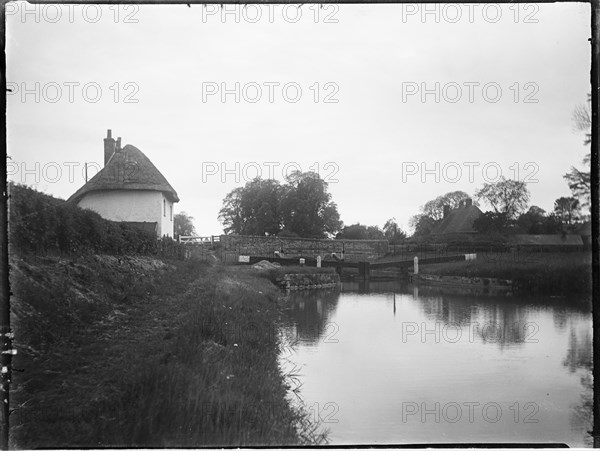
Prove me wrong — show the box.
[276,273,341,291]
[220,235,388,262]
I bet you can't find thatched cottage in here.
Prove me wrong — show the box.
[430,198,483,235]
[69,130,179,237]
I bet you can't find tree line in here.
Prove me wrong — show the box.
[410,179,585,238]
[217,170,408,242]
[217,96,590,241]
[406,96,591,238]
[218,170,343,239]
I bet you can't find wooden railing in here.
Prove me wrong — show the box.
[178,235,221,245]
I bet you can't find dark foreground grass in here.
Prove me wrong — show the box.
[420,251,592,294]
[10,256,325,447]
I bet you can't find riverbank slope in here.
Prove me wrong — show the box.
[10,255,324,447]
[416,252,591,295]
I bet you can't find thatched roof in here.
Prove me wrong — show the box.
[431,205,483,234]
[69,144,179,203]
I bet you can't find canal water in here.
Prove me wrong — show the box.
[278,281,593,447]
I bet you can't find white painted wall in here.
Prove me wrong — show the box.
[160,192,175,238]
[78,190,174,237]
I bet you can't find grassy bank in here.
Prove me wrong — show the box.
[10,256,325,447]
[419,251,592,295]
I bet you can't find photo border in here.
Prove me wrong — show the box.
[0,0,597,447]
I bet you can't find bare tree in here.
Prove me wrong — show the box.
[564,95,591,208]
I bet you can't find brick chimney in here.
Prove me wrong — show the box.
[465,198,473,207]
[104,129,116,166]
[443,204,450,218]
[116,137,122,151]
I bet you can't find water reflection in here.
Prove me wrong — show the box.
[280,282,593,446]
[562,320,593,447]
[281,289,340,345]
[563,324,592,373]
[570,372,593,447]
[415,294,534,348]
[339,281,592,350]
[553,308,569,332]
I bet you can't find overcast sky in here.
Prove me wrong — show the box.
[6,2,591,235]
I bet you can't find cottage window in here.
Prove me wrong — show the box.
[163,199,166,217]
[170,205,173,221]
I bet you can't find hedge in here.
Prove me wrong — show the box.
[9,183,182,258]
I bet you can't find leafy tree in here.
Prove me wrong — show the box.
[383,218,407,243]
[366,225,385,239]
[526,205,546,217]
[421,190,473,220]
[421,198,445,221]
[514,206,561,234]
[219,172,341,238]
[336,223,368,240]
[219,187,244,235]
[219,178,283,236]
[564,169,590,208]
[242,178,282,235]
[279,171,342,238]
[408,191,473,237]
[564,95,591,208]
[443,190,476,209]
[541,214,563,234]
[409,214,436,237]
[553,197,580,228]
[174,212,197,238]
[473,211,510,234]
[336,223,385,240]
[516,206,546,234]
[475,177,530,219]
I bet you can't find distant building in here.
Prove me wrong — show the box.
[430,198,483,235]
[68,130,179,237]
